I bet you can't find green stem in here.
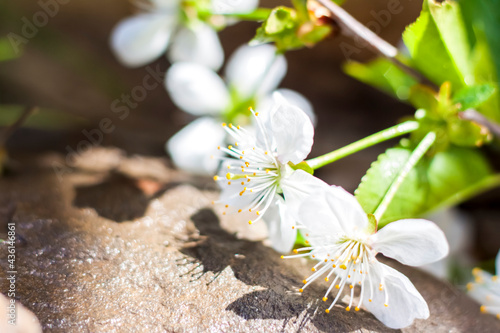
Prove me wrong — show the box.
[223,8,272,21]
[292,0,310,22]
[373,131,437,224]
[306,121,419,170]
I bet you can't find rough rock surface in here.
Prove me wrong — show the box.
[1,150,500,333]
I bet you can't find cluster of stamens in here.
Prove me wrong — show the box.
[467,267,500,319]
[213,109,282,224]
[283,236,390,313]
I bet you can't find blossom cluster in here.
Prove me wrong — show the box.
[108,0,498,330]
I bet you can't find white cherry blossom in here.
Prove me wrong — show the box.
[214,94,327,253]
[284,186,449,329]
[165,44,314,175]
[110,0,258,69]
[467,250,500,320]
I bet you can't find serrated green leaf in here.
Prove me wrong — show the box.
[403,8,464,89]
[428,0,474,83]
[343,59,417,101]
[355,146,494,227]
[452,84,496,110]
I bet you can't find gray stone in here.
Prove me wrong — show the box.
[1,151,499,332]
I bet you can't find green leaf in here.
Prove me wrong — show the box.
[402,7,464,89]
[452,84,496,110]
[355,146,494,226]
[343,58,417,101]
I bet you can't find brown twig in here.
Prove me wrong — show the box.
[316,0,437,89]
[0,106,37,146]
[459,109,500,138]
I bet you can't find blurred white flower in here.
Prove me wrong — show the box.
[467,250,500,320]
[214,93,327,253]
[110,0,258,69]
[285,186,449,329]
[165,44,315,175]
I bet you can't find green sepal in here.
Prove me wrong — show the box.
[288,161,314,175]
[365,214,378,235]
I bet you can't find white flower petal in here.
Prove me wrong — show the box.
[151,0,181,10]
[165,62,231,115]
[297,186,369,239]
[212,0,259,14]
[166,117,225,175]
[226,44,287,101]
[363,263,429,329]
[372,219,449,266]
[257,88,316,127]
[264,196,297,253]
[110,13,175,67]
[168,24,224,71]
[280,168,328,218]
[270,93,314,164]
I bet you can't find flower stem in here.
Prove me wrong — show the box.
[223,8,272,21]
[316,0,437,90]
[373,131,437,224]
[306,121,419,170]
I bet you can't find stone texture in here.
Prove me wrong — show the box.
[1,151,499,333]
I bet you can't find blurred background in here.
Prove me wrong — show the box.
[1,0,499,279]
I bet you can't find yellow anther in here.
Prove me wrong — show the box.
[248,220,253,225]
[265,151,268,155]
[249,209,252,212]
[253,172,256,176]
[355,307,360,312]
[211,201,215,205]
[466,283,474,291]
[238,209,242,213]
[299,288,303,293]
[256,211,260,215]
[369,299,372,302]
[245,162,250,167]
[325,309,330,314]
[324,277,329,282]
[213,175,219,181]
[311,267,316,272]
[324,259,328,263]
[497,314,500,319]
[480,305,487,313]
[225,204,228,208]
[493,276,498,282]
[345,307,350,312]
[349,285,354,289]
[228,123,233,128]
[379,286,383,291]
[339,264,347,270]
[472,267,482,276]
[222,212,226,215]
[266,169,270,174]
[228,145,233,150]
[242,151,245,155]
[280,255,284,259]
[322,297,327,302]
[335,285,340,289]
[384,303,389,308]
[332,264,336,268]
[305,240,310,244]
[239,156,243,159]
[302,279,307,284]
[292,226,295,229]
[293,249,298,254]
[348,275,351,278]
[217,146,221,150]
[235,142,238,146]
[227,165,231,169]
[312,255,315,258]
[237,125,241,129]
[222,123,227,127]
[226,172,232,180]
[228,182,231,185]
[255,112,259,116]
[359,271,363,274]
[241,182,245,185]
